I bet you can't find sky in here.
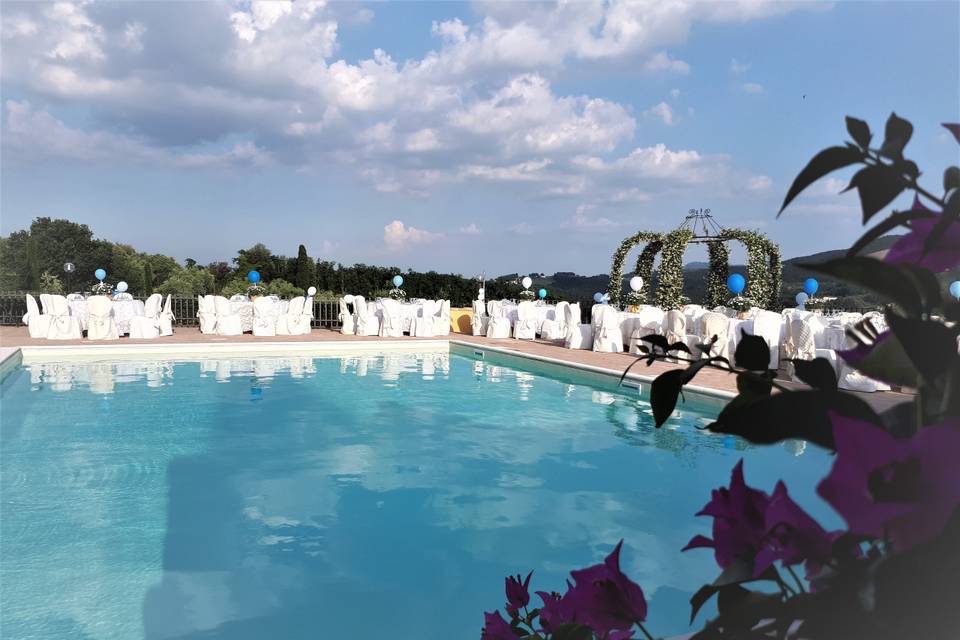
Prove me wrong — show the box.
[1,0,958,276]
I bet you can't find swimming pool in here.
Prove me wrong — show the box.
[0,347,835,639]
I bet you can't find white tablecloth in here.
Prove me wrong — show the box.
[231,299,290,332]
[501,303,556,332]
[67,299,145,334]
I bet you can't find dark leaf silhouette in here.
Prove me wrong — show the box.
[842,165,907,224]
[792,358,838,393]
[802,257,923,317]
[845,116,871,149]
[779,146,863,215]
[733,332,770,371]
[886,313,958,384]
[880,111,914,159]
[944,166,960,192]
[649,360,710,427]
[690,560,778,624]
[847,209,934,257]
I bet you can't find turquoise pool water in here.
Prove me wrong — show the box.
[1,350,835,639]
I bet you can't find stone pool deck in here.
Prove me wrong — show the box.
[0,326,911,413]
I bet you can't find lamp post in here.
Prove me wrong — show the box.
[63,262,75,293]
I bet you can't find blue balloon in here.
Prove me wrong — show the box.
[538,288,547,299]
[803,278,819,296]
[392,275,404,287]
[727,273,745,295]
[593,292,604,303]
[795,292,808,307]
[94,268,106,281]
[950,281,960,300]
[247,270,261,283]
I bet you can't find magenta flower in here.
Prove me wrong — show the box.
[683,460,772,568]
[755,481,840,580]
[817,413,960,551]
[504,571,532,617]
[481,610,515,639]
[883,196,960,272]
[535,542,647,637]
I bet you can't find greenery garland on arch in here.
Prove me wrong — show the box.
[714,228,781,309]
[605,231,663,307]
[631,239,663,304]
[706,240,730,308]
[654,228,694,310]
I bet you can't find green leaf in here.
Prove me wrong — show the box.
[641,334,670,353]
[801,256,923,317]
[880,111,914,159]
[842,165,907,224]
[735,370,773,402]
[847,209,934,257]
[944,166,960,192]
[845,116,871,150]
[779,146,864,216]
[898,264,942,310]
[733,331,770,371]
[886,313,959,385]
[649,360,710,427]
[708,390,882,450]
[551,623,594,640]
[689,559,778,624]
[792,358,838,392]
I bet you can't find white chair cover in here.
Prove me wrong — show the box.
[252,296,277,336]
[593,305,622,353]
[198,295,218,334]
[540,301,569,341]
[485,300,512,338]
[752,310,782,370]
[129,293,162,339]
[39,294,52,314]
[627,306,665,355]
[339,297,355,335]
[564,302,594,350]
[214,296,243,336]
[23,294,52,339]
[470,300,488,336]
[513,301,538,340]
[287,296,312,335]
[354,296,380,336]
[159,294,175,336]
[434,299,451,336]
[86,295,120,340]
[379,298,405,337]
[699,312,731,361]
[412,300,437,337]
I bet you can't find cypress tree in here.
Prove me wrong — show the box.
[143,261,155,293]
[295,244,315,290]
[24,237,41,291]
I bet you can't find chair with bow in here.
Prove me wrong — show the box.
[354,296,381,336]
[592,305,622,353]
[22,294,52,339]
[379,298,405,337]
[539,301,569,341]
[252,296,278,336]
[563,302,593,350]
[412,300,437,337]
[470,299,488,336]
[513,301,538,340]
[128,293,163,339]
[86,295,120,340]
[485,300,512,338]
[338,297,355,335]
[214,296,243,336]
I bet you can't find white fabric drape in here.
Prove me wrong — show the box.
[86,295,120,340]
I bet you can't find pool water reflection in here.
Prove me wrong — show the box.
[0,352,833,639]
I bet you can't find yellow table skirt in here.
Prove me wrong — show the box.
[450,308,473,334]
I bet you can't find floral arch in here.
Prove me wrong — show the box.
[606,211,782,310]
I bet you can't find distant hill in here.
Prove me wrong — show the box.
[495,234,929,309]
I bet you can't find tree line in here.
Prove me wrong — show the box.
[0,217,533,305]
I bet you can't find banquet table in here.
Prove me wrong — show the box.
[67,298,145,334]
[500,303,556,332]
[375,301,437,333]
[230,299,289,332]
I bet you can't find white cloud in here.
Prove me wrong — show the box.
[644,101,675,126]
[509,222,533,235]
[460,223,481,235]
[121,22,146,53]
[670,88,681,100]
[746,175,772,192]
[643,51,690,74]
[383,220,444,250]
[730,58,749,73]
[743,82,765,94]
[460,159,553,182]
[561,204,618,231]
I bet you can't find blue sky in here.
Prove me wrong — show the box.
[1,1,958,275]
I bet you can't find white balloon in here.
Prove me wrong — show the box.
[521,276,532,289]
[629,276,643,291]
[307,286,317,296]
[116,281,129,292]
[343,294,355,304]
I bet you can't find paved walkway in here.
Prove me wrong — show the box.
[0,326,911,412]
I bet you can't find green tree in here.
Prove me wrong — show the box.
[234,243,275,280]
[143,261,155,293]
[206,261,232,291]
[294,244,315,289]
[157,267,215,296]
[24,237,41,290]
[39,271,64,294]
[266,278,304,297]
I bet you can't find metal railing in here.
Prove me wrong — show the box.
[0,293,343,329]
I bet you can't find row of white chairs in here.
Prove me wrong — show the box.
[196,295,313,336]
[338,297,451,338]
[22,293,174,340]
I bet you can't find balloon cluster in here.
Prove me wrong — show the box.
[593,292,610,304]
[393,275,404,288]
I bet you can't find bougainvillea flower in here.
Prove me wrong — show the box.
[818,413,960,551]
[943,123,960,144]
[884,216,960,272]
[561,540,647,635]
[683,460,772,568]
[536,590,569,633]
[505,571,532,613]
[481,610,515,639]
[755,481,840,580]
